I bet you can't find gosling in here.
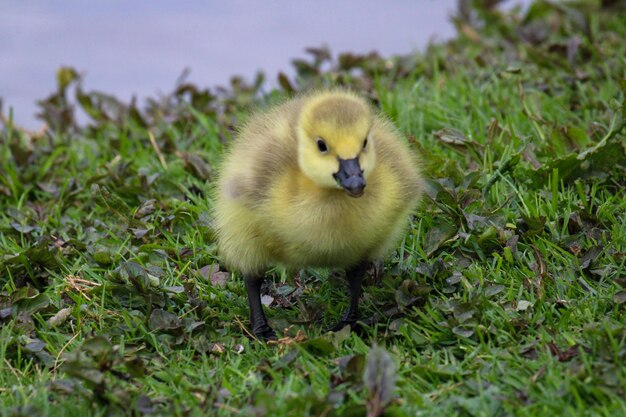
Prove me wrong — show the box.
[214,90,422,340]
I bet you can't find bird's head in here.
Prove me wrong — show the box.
[296,91,375,197]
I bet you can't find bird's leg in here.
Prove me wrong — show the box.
[245,276,277,340]
[330,262,368,332]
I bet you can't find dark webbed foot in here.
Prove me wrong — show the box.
[328,319,358,333]
[252,322,277,341]
[329,262,368,333]
[245,276,277,341]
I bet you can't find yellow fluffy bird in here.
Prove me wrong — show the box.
[215,90,422,339]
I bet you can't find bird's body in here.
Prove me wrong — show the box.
[214,90,422,339]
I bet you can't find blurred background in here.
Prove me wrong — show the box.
[0,0,530,129]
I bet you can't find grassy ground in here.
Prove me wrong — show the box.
[1,2,626,416]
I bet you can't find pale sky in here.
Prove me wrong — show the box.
[0,0,530,128]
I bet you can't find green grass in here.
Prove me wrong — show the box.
[1,2,626,416]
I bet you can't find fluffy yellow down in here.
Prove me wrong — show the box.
[214,90,422,276]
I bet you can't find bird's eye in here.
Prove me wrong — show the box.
[317,138,328,153]
[363,138,368,149]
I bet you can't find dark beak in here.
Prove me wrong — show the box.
[333,158,365,197]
